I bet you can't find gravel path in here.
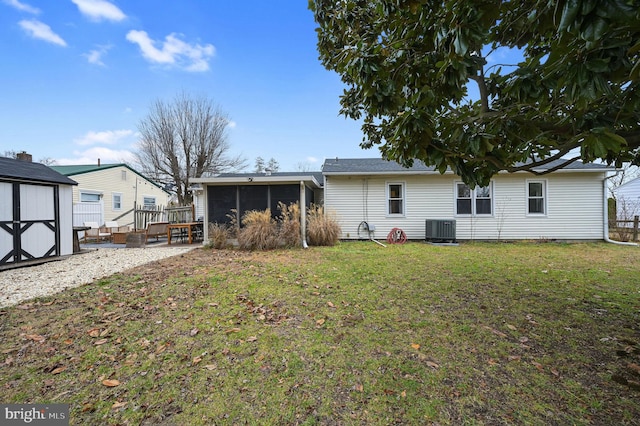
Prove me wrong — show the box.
[0,247,195,308]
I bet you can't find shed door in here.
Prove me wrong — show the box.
[0,182,59,267]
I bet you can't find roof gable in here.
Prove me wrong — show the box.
[50,163,168,192]
[0,157,77,185]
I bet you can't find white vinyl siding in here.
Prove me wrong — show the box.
[325,172,606,241]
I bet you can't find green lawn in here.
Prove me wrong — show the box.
[1,242,639,425]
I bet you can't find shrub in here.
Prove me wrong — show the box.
[278,202,301,248]
[205,223,231,249]
[307,204,341,246]
[238,209,279,250]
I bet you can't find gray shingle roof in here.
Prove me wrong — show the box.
[0,157,77,185]
[322,158,612,174]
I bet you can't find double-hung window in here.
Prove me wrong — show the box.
[387,182,405,216]
[112,193,122,211]
[527,181,546,215]
[456,182,493,216]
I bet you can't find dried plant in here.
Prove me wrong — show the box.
[238,209,279,250]
[278,202,301,248]
[206,223,231,249]
[307,204,341,246]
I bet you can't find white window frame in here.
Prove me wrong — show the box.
[79,190,102,203]
[526,180,547,216]
[386,181,405,217]
[112,192,123,211]
[454,182,493,216]
[143,196,157,209]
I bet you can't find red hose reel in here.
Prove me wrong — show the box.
[386,228,407,244]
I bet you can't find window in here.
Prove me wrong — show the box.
[456,183,492,215]
[112,193,122,211]
[121,170,127,181]
[387,182,405,215]
[143,196,156,209]
[80,191,101,202]
[527,181,546,214]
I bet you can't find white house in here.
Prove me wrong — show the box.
[322,158,614,241]
[1,155,77,269]
[612,177,640,222]
[50,163,170,228]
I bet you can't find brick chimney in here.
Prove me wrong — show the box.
[16,151,32,162]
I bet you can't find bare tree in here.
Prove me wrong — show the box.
[136,92,246,204]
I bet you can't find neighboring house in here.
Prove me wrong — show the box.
[612,177,640,222]
[192,171,323,236]
[322,158,614,241]
[1,155,77,269]
[50,163,170,227]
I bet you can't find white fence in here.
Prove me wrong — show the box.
[72,202,103,227]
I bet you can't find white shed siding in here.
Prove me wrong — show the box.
[0,182,12,257]
[59,186,73,256]
[326,172,606,241]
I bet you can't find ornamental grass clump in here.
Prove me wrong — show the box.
[277,202,301,248]
[237,209,278,250]
[206,223,231,249]
[307,204,341,246]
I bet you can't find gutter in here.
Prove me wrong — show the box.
[603,172,638,246]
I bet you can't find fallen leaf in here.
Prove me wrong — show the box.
[531,361,544,371]
[355,383,363,392]
[551,368,560,377]
[506,324,517,331]
[204,364,217,370]
[327,301,335,308]
[411,343,420,350]
[87,328,100,338]
[507,355,522,361]
[225,328,241,334]
[25,334,45,342]
[102,379,120,387]
[483,326,507,338]
[426,361,439,369]
[401,390,407,398]
[247,336,257,342]
[628,363,640,375]
[63,339,74,345]
[192,356,202,365]
[488,358,499,366]
[51,366,67,375]
[519,336,530,343]
[316,318,325,326]
[94,339,108,346]
[111,402,127,409]
[190,328,199,337]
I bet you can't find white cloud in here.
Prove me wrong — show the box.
[56,147,136,165]
[84,44,111,66]
[306,156,318,163]
[74,129,134,146]
[19,19,66,46]
[2,0,40,14]
[227,120,237,129]
[71,0,126,22]
[126,30,215,72]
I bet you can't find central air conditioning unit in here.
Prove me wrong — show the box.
[425,219,456,242]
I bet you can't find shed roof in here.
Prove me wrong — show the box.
[322,158,613,175]
[0,156,77,185]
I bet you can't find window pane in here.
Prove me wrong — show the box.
[476,186,491,198]
[529,198,544,214]
[529,182,543,197]
[80,193,100,202]
[389,184,402,199]
[476,199,492,214]
[457,184,471,198]
[389,200,403,214]
[457,199,472,214]
[113,194,122,209]
[143,197,156,208]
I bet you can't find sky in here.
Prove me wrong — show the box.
[0,0,372,171]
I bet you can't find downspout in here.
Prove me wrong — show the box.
[300,181,308,249]
[603,172,638,246]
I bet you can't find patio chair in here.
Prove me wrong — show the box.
[105,221,130,233]
[83,221,111,243]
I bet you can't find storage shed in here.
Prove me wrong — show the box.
[0,155,77,270]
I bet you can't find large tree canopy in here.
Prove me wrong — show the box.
[136,93,246,204]
[310,0,640,186]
